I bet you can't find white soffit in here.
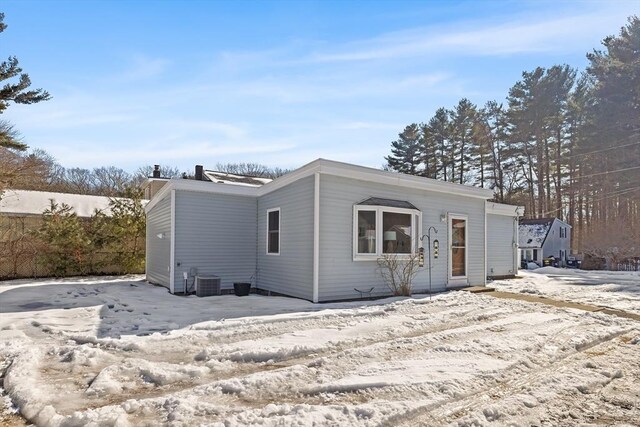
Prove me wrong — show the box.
[486,202,524,217]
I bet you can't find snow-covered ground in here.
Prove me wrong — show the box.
[492,267,640,316]
[0,273,639,426]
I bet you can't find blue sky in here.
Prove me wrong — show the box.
[2,0,636,173]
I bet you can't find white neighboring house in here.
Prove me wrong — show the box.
[519,218,571,267]
[0,189,115,218]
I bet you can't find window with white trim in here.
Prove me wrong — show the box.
[354,205,421,259]
[267,208,280,255]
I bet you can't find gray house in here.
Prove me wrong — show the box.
[486,202,523,279]
[145,159,520,302]
[519,218,571,267]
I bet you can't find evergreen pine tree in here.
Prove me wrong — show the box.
[385,124,422,174]
[426,108,452,181]
[419,122,439,179]
[450,99,478,184]
[0,13,51,151]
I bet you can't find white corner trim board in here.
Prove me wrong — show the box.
[169,189,176,293]
[313,172,320,303]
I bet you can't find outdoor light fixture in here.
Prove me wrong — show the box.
[156,233,165,239]
[440,213,447,223]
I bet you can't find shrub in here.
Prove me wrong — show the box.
[35,201,91,276]
[376,253,420,296]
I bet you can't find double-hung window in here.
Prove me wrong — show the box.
[353,198,421,260]
[267,208,280,255]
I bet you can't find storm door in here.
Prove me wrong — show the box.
[449,215,467,279]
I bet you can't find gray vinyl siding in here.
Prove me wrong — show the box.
[257,176,314,300]
[146,194,172,287]
[487,214,517,277]
[542,220,571,265]
[318,174,486,302]
[173,191,257,293]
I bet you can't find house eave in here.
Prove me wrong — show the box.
[312,159,495,199]
[486,202,524,217]
[145,158,495,213]
[144,178,258,213]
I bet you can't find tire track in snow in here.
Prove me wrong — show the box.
[16,296,512,419]
[386,328,636,426]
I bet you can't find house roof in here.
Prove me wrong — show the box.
[0,190,115,218]
[518,218,555,248]
[520,217,556,226]
[357,197,418,210]
[203,171,272,187]
[145,158,497,213]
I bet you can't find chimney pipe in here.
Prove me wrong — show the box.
[195,165,204,181]
[152,165,160,178]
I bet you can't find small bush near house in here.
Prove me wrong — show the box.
[376,253,420,296]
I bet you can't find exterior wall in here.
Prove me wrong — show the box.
[542,220,572,266]
[487,213,517,277]
[145,194,172,287]
[257,176,314,300]
[317,174,486,302]
[173,191,257,293]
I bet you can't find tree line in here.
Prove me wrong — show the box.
[1,147,184,196]
[1,147,291,197]
[385,17,639,262]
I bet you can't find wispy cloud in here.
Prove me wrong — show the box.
[45,137,297,168]
[338,121,402,131]
[166,119,249,141]
[7,96,138,129]
[6,0,635,174]
[305,7,630,63]
[118,55,170,81]
[233,72,452,104]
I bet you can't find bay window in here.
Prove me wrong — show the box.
[353,202,421,260]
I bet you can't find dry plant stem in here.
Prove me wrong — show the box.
[376,252,420,296]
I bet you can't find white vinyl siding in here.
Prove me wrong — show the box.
[542,219,572,266]
[487,213,518,277]
[172,191,257,293]
[257,176,314,300]
[318,174,486,302]
[146,194,172,287]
